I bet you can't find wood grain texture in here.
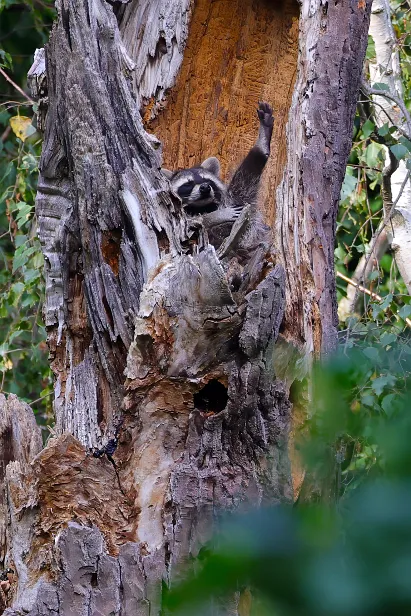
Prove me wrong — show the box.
[32,0,186,447]
[0,395,42,566]
[121,253,290,577]
[149,0,299,225]
[117,0,192,111]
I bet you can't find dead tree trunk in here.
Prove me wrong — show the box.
[1,0,371,614]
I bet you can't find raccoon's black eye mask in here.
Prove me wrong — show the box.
[177,182,195,198]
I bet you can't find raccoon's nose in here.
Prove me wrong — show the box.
[199,183,211,195]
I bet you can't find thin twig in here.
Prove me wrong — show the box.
[337,271,411,328]
[361,82,411,135]
[0,348,26,355]
[1,126,11,142]
[337,271,382,300]
[347,163,383,172]
[0,67,34,104]
[357,99,411,141]
[30,391,53,406]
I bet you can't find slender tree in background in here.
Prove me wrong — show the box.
[339,0,411,323]
[0,0,371,614]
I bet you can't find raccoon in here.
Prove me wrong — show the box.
[162,102,274,251]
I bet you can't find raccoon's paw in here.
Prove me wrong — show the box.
[231,204,244,219]
[257,101,274,128]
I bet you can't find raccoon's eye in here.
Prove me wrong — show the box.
[177,182,195,198]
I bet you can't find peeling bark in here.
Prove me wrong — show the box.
[1,0,372,613]
[34,0,184,445]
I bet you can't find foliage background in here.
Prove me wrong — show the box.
[336,0,411,325]
[0,0,54,428]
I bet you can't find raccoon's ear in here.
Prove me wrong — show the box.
[161,168,174,179]
[200,157,221,177]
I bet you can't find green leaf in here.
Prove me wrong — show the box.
[14,234,28,248]
[11,282,24,296]
[363,347,380,362]
[399,136,411,152]
[340,173,358,201]
[366,35,376,60]
[379,293,393,311]
[8,329,23,344]
[15,202,33,229]
[368,271,379,281]
[24,124,37,139]
[12,245,37,273]
[23,268,40,285]
[398,305,411,319]
[371,374,396,396]
[380,333,397,347]
[362,119,375,139]
[21,295,37,308]
[390,144,409,160]
[371,302,380,319]
[17,318,31,330]
[0,49,12,70]
[365,141,385,168]
[335,246,346,260]
[381,393,400,416]
[377,123,390,137]
[361,393,376,407]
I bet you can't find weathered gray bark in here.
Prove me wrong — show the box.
[276,0,373,357]
[0,0,371,613]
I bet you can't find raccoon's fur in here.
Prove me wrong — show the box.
[162,102,274,254]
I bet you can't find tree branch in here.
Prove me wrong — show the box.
[338,225,389,318]
[0,67,34,104]
[337,270,411,328]
[361,81,411,135]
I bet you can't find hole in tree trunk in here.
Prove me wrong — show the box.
[194,380,228,415]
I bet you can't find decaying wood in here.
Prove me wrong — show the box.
[0,395,42,560]
[117,0,192,114]
[1,0,372,613]
[149,0,299,226]
[0,395,42,611]
[33,0,186,445]
[275,0,372,500]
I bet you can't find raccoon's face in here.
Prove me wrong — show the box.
[163,157,227,215]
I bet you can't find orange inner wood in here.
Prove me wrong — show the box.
[148,0,299,226]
